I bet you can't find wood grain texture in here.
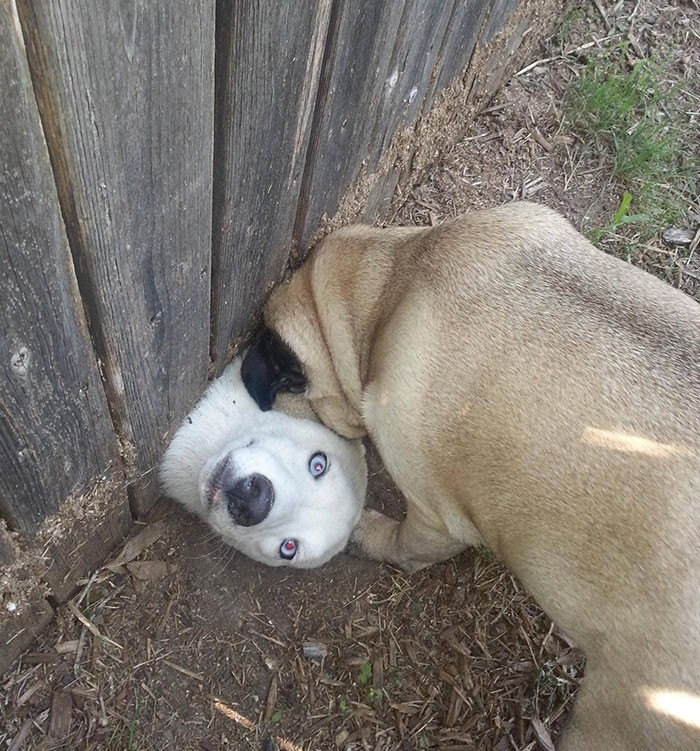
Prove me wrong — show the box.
[362,0,454,171]
[292,0,403,251]
[0,523,17,566]
[18,0,215,513]
[211,0,332,369]
[43,495,132,602]
[0,593,53,675]
[420,0,492,112]
[363,0,491,221]
[294,0,494,250]
[481,0,519,43]
[0,0,121,533]
[297,0,521,242]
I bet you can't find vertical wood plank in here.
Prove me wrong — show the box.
[481,0,519,43]
[294,0,487,249]
[362,0,455,171]
[43,497,132,602]
[292,0,404,251]
[211,0,332,368]
[296,0,524,243]
[0,594,54,674]
[362,0,492,221]
[0,0,121,533]
[420,0,492,112]
[18,0,215,513]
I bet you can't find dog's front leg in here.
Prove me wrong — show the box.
[350,504,468,573]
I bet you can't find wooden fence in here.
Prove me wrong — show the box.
[0,0,559,669]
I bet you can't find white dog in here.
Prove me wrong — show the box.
[160,358,367,568]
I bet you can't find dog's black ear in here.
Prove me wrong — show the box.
[241,329,307,411]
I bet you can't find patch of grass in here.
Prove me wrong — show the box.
[585,190,651,254]
[338,696,354,719]
[568,43,698,253]
[357,661,372,686]
[551,6,586,49]
[417,733,437,749]
[106,704,139,751]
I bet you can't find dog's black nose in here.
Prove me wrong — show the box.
[225,473,274,526]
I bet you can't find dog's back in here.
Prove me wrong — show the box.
[259,201,700,747]
[383,203,700,748]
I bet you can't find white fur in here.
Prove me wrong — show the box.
[160,357,367,568]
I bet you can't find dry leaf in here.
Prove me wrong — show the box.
[48,691,73,738]
[302,641,328,659]
[104,521,166,569]
[264,675,278,722]
[126,560,171,580]
[531,716,556,751]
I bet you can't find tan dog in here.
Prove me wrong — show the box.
[241,202,700,750]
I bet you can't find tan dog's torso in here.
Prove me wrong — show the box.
[264,203,700,750]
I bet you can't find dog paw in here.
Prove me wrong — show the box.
[351,508,392,540]
[345,510,380,560]
[344,537,369,561]
[349,509,444,573]
[349,509,399,562]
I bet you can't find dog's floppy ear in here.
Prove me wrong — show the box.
[241,328,307,411]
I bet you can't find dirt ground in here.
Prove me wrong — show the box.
[2,1,698,749]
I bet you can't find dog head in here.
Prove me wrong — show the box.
[160,358,367,568]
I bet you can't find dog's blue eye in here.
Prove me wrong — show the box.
[280,538,298,560]
[309,452,327,478]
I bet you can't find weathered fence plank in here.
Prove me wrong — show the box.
[482,0,519,42]
[18,0,215,513]
[293,0,496,251]
[0,0,122,533]
[211,0,332,368]
[43,496,133,602]
[362,0,454,171]
[0,524,17,566]
[292,1,403,252]
[0,594,54,674]
[420,0,492,112]
[362,0,492,220]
